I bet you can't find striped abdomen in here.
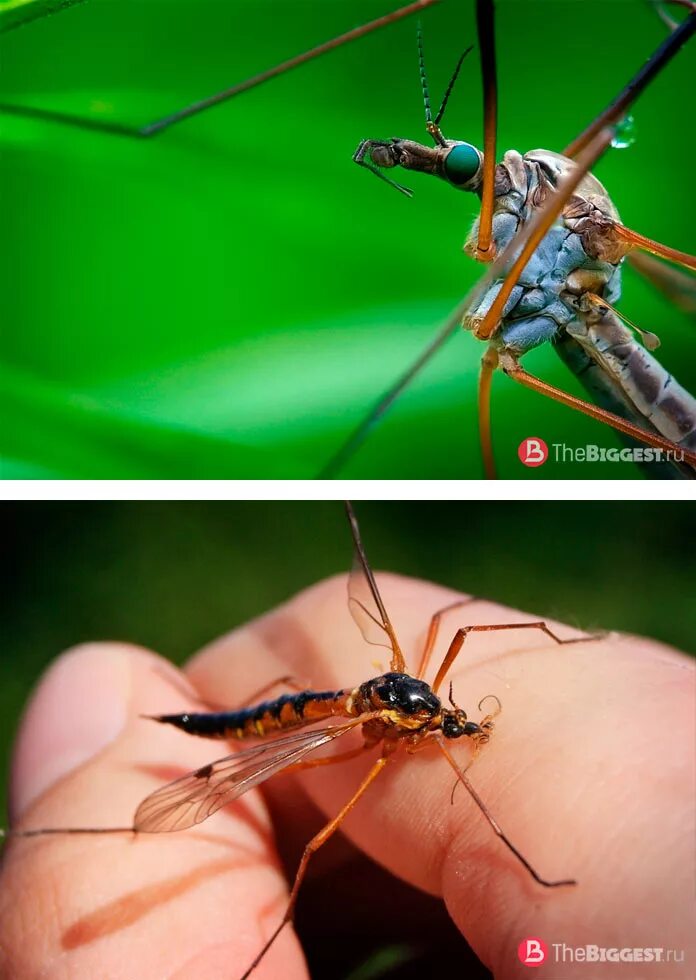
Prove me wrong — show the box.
[560,312,696,478]
[153,688,353,740]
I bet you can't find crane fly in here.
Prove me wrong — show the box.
[2,502,596,979]
[322,0,696,479]
[2,1,694,479]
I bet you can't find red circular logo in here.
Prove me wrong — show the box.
[518,437,548,467]
[517,937,548,967]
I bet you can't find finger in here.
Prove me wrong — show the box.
[0,643,306,980]
[187,574,695,979]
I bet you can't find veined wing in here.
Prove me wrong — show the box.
[134,718,367,833]
[345,501,406,671]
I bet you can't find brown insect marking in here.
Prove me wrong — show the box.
[658,392,695,438]
[625,348,663,405]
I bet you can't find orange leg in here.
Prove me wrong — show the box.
[279,744,372,777]
[346,501,407,673]
[502,358,696,468]
[612,222,696,273]
[435,736,576,887]
[6,730,374,844]
[478,346,499,479]
[431,621,594,696]
[416,597,479,681]
[240,753,390,980]
[237,676,311,709]
[475,0,498,260]
[150,671,311,715]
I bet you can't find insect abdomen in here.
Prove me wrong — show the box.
[153,689,351,740]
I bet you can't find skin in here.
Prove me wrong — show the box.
[0,573,694,979]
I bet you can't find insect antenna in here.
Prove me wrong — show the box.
[417,23,445,145]
[434,45,473,127]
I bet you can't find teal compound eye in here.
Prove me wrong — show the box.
[444,142,481,186]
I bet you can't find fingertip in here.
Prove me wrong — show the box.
[10,642,168,821]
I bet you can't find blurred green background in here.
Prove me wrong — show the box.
[2,499,694,976]
[1,0,694,478]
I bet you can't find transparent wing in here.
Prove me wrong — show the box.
[345,501,405,670]
[134,718,365,833]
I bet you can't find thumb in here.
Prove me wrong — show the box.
[1,643,306,980]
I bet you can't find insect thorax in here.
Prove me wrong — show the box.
[464,148,623,355]
[355,672,441,731]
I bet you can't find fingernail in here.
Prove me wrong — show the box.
[11,644,132,819]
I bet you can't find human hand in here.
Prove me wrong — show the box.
[1,574,693,978]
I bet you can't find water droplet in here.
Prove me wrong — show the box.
[612,115,635,150]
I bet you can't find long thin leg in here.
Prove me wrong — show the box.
[611,222,696,272]
[1,0,437,137]
[317,308,462,478]
[431,621,593,696]
[239,754,390,980]
[279,744,372,777]
[475,11,696,337]
[435,736,576,887]
[319,127,604,477]
[416,597,479,681]
[345,500,407,673]
[237,676,311,708]
[318,116,603,478]
[150,670,311,715]
[2,733,371,844]
[651,1,696,33]
[318,12,696,477]
[1,0,85,34]
[0,102,147,138]
[502,358,696,468]
[478,346,498,479]
[628,252,696,315]
[475,0,498,260]
[1,825,132,840]
[563,11,696,158]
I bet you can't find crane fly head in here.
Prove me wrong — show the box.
[354,33,479,197]
[439,680,475,740]
[353,137,483,197]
